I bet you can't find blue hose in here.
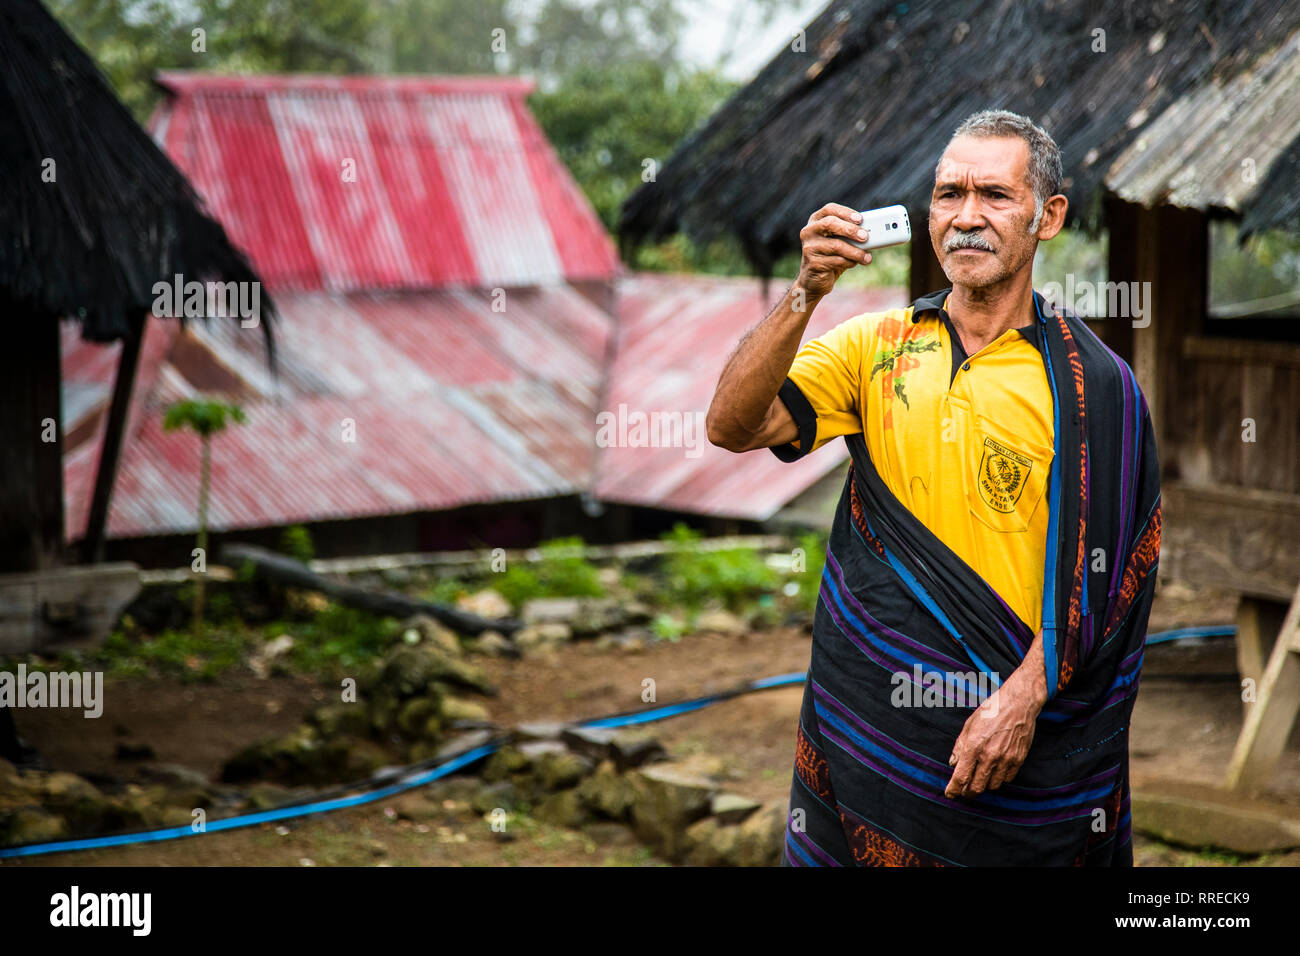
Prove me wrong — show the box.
[0,627,1229,860]
[1140,625,1235,646]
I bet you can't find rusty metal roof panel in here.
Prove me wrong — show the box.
[595,273,906,521]
[62,285,612,538]
[62,274,905,537]
[150,72,619,292]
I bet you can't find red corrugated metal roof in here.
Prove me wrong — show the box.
[58,71,906,540]
[58,274,904,538]
[61,275,903,538]
[63,284,612,538]
[150,71,619,292]
[595,274,904,521]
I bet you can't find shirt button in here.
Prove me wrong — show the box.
[962,361,971,371]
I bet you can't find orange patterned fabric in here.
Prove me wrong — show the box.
[847,465,887,558]
[841,813,946,867]
[1056,310,1090,694]
[795,725,834,802]
[1105,509,1162,637]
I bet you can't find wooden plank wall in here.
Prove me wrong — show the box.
[1175,338,1300,494]
[1105,198,1300,600]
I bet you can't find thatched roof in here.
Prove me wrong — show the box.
[620,0,1300,274]
[0,0,274,346]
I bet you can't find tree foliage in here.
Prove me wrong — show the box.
[51,0,808,276]
[529,61,735,230]
[162,398,248,437]
[49,0,377,119]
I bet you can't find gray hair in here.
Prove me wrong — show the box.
[936,109,1062,231]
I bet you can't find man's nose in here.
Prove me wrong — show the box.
[952,192,985,231]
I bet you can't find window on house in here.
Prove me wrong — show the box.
[1207,221,1300,336]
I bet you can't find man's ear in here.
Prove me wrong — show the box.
[1035,194,1069,240]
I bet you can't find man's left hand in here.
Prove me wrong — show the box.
[944,639,1047,799]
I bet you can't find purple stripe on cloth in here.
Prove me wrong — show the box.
[1082,435,1095,660]
[824,548,971,672]
[817,721,1111,827]
[812,678,943,776]
[811,679,1119,801]
[1043,648,1144,725]
[845,470,1032,661]
[997,608,1032,657]
[789,827,841,867]
[1110,353,1136,603]
[819,579,921,679]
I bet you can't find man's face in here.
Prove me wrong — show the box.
[928,135,1040,290]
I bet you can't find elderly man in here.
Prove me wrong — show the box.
[707,110,1160,866]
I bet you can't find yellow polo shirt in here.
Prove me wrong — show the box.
[772,291,1054,630]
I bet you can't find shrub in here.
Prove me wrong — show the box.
[659,523,777,612]
[278,524,316,564]
[284,603,402,677]
[493,537,605,609]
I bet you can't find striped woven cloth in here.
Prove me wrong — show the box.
[783,302,1161,866]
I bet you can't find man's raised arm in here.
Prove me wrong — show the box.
[705,203,873,453]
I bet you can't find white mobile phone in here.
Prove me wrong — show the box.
[848,204,911,250]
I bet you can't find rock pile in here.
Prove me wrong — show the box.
[505,595,656,654]
[223,616,495,786]
[0,758,240,846]
[474,723,786,866]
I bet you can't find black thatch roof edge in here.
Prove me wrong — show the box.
[0,0,275,361]
[619,0,1300,275]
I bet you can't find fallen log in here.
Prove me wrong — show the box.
[221,543,521,636]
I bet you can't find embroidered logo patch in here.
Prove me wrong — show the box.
[978,437,1032,513]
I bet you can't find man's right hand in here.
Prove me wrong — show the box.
[706,202,871,454]
[796,203,874,299]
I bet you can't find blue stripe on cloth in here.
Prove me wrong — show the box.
[872,534,1002,687]
[786,827,842,867]
[821,553,983,686]
[811,679,1118,800]
[1040,297,1062,702]
[811,699,1116,820]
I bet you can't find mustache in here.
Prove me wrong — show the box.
[944,230,995,253]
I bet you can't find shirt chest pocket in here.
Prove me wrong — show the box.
[964,414,1053,534]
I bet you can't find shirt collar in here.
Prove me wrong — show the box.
[909,286,1048,348]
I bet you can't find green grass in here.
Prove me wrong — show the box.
[790,531,828,613]
[32,625,257,683]
[277,604,403,678]
[423,576,470,606]
[650,613,687,642]
[601,845,661,867]
[12,600,404,684]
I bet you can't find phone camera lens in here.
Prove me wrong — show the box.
[892,222,899,228]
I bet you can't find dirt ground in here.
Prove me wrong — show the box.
[5,583,1300,867]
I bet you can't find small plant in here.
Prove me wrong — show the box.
[790,531,828,613]
[72,624,254,683]
[650,613,687,643]
[162,398,248,639]
[278,524,315,564]
[282,602,402,677]
[494,537,605,609]
[659,523,777,611]
[424,576,468,606]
